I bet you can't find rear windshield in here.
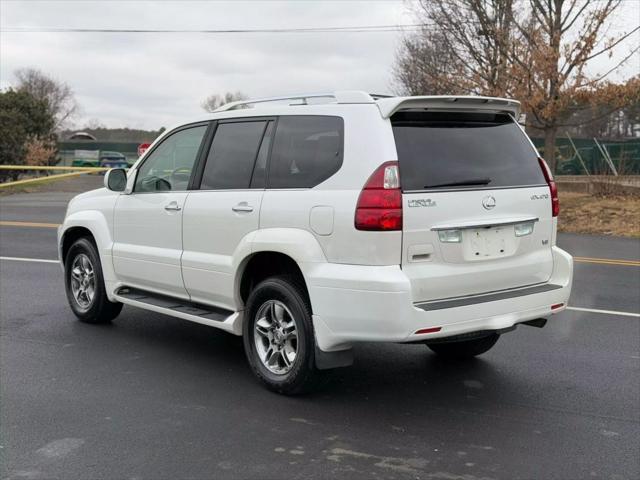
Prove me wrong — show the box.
[391,111,545,191]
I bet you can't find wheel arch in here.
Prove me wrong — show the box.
[235,241,354,371]
[59,210,118,300]
[233,227,327,309]
[237,251,310,308]
[60,226,97,265]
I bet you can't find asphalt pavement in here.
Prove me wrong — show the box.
[1,176,638,480]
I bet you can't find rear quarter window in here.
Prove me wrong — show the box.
[391,111,545,191]
[267,116,343,189]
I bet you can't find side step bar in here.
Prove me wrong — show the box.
[114,287,241,335]
[115,287,353,370]
[415,283,563,311]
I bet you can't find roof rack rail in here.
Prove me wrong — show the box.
[370,93,394,99]
[213,90,376,112]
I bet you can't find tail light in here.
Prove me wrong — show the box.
[538,157,559,217]
[355,161,402,231]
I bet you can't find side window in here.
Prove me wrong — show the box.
[134,125,207,192]
[267,116,343,189]
[200,121,267,190]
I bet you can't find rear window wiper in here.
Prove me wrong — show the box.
[424,178,491,188]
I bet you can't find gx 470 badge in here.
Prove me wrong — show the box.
[408,199,437,208]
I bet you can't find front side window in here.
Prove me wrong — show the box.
[134,125,207,192]
[268,116,343,189]
[200,121,268,190]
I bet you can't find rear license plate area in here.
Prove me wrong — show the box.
[463,227,515,260]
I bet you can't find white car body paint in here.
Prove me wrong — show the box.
[112,191,190,298]
[181,189,264,308]
[58,92,573,356]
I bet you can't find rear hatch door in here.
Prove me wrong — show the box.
[392,110,554,303]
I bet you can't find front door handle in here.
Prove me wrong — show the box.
[232,202,253,213]
[164,201,182,212]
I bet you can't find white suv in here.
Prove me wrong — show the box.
[59,91,573,394]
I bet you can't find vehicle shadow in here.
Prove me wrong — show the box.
[88,305,531,412]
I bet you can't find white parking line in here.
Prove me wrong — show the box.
[1,256,639,318]
[566,306,640,318]
[0,256,59,264]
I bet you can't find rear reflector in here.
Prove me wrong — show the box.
[415,327,442,335]
[355,161,402,231]
[551,303,564,310]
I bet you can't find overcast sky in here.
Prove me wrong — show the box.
[1,0,638,130]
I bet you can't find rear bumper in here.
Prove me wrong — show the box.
[305,246,573,352]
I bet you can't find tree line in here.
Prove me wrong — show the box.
[394,0,640,170]
[0,68,78,179]
[0,69,165,180]
[2,0,638,176]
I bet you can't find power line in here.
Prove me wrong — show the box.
[2,0,413,2]
[1,23,476,34]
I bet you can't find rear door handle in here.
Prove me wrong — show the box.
[232,202,253,213]
[164,201,182,212]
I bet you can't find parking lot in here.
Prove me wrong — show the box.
[1,177,639,480]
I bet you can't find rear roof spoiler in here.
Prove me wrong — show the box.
[376,95,521,119]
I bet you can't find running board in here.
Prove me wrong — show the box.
[114,287,242,335]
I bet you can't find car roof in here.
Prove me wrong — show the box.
[210,91,521,118]
[144,92,522,159]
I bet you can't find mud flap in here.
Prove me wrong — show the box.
[315,346,354,370]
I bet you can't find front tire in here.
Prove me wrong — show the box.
[427,333,500,359]
[243,275,319,395]
[64,237,122,324]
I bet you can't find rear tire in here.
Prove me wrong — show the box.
[64,237,122,324]
[427,333,499,359]
[243,275,319,395]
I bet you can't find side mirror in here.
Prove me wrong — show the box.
[104,168,127,192]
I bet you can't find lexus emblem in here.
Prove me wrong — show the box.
[482,195,496,210]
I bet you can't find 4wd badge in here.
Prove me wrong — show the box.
[408,199,437,208]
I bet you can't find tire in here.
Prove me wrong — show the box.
[64,237,122,324]
[427,333,500,359]
[243,275,319,395]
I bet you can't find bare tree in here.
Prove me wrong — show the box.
[395,0,518,97]
[394,28,464,95]
[85,118,106,130]
[201,91,248,113]
[546,76,640,139]
[395,0,639,170]
[509,0,639,168]
[15,68,79,130]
